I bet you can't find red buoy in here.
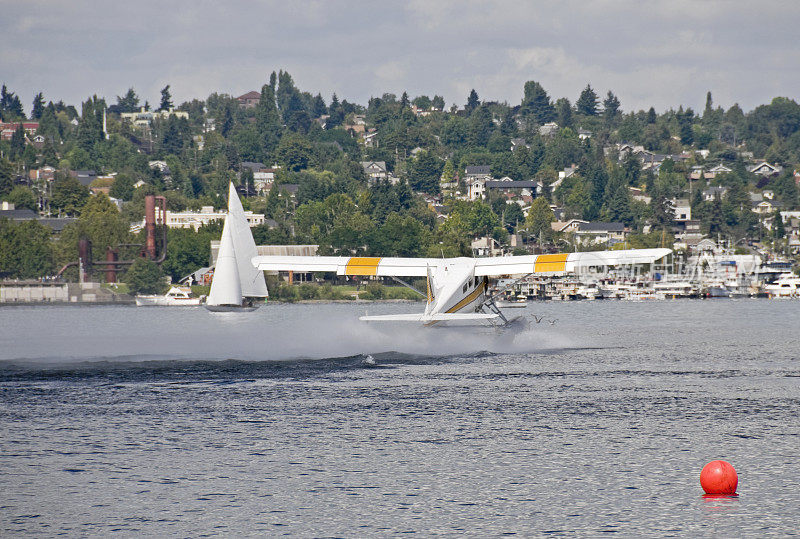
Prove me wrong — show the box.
[700,460,738,495]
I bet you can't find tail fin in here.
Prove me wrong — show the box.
[426,265,435,304]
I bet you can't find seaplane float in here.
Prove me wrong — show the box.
[252,248,672,325]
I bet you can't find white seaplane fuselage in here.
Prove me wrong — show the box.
[359,258,498,324]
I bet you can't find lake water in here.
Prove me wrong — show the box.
[1,300,799,536]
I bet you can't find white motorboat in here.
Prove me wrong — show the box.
[205,183,268,312]
[135,286,202,306]
[496,295,528,308]
[764,273,800,298]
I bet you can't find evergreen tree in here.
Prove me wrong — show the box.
[431,95,445,110]
[255,83,282,156]
[468,105,494,147]
[708,194,723,236]
[678,108,694,145]
[773,210,785,239]
[704,91,713,118]
[400,91,410,109]
[0,158,14,196]
[646,107,657,124]
[312,93,327,117]
[602,168,633,225]
[556,98,573,128]
[327,93,344,129]
[116,88,140,113]
[520,81,555,125]
[465,89,480,116]
[10,124,26,159]
[576,84,599,116]
[603,91,621,122]
[159,85,173,110]
[31,92,44,120]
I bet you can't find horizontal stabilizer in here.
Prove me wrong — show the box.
[360,312,499,322]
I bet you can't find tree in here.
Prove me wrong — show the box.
[602,168,633,225]
[311,93,327,117]
[525,197,555,243]
[603,91,621,123]
[0,158,13,196]
[646,107,657,124]
[704,91,714,118]
[159,85,173,111]
[255,83,282,157]
[327,93,344,129]
[6,186,36,210]
[576,84,599,116]
[520,81,555,125]
[465,89,480,116]
[407,150,443,194]
[9,124,25,159]
[773,210,785,239]
[556,98,573,128]
[109,173,137,201]
[468,105,494,147]
[51,175,89,216]
[275,133,313,171]
[432,95,445,110]
[400,91,410,109]
[124,258,167,295]
[31,92,44,120]
[0,219,54,279]
[115,88,140,113]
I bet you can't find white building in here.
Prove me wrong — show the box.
[120,107,189,127]
[165,206,265,230]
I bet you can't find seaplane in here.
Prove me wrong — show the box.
[252,248,672,325]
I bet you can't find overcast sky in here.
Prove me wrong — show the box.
[2,1,798,115]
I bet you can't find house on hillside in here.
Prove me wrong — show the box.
[361,161,388,185]
[553,220,627,246]
[464,165,493,200]
[748,161,782,177]
[237,91,261,109]
[539,122,560,137]
[0,122,39,141]
[363,130,378,148]
[702,186,729,202]
[119,107,188,127]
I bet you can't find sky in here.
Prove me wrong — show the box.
[2,0,799,116]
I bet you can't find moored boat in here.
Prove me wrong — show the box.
[135,286,202,306]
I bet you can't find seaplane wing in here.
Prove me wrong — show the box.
[252,256,442,277]
[252,248,672,278]
[473,248,672,276]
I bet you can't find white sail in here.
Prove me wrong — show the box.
[226,182,268,298]
[206,216,242,306]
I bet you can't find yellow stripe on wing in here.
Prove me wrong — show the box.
[345,257,382,276]
[534,253,568,273]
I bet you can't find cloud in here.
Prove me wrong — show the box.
[1,1,798,114]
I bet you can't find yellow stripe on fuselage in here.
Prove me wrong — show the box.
[345,257,382,276]
[534,253,568,273]
[445,281,487,314]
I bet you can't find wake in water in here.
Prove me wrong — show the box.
[0,304,580,365]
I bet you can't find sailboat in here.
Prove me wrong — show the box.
[205,183,268,311]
